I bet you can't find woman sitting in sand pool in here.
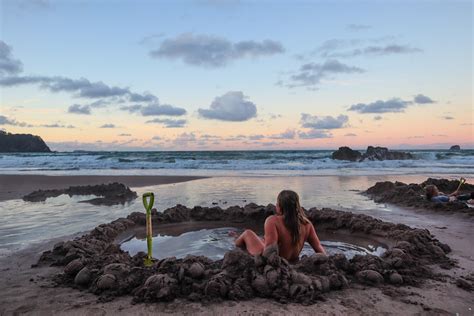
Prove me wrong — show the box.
[232,190,326,262]
[424,184,474,204]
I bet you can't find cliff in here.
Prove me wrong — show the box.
[0,131,51,152]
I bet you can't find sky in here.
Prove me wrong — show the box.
[0,0,472,151]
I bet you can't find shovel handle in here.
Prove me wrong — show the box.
[456,177,466,192]
[143,192,154,214]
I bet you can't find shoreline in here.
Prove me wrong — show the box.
[0,174,207,202]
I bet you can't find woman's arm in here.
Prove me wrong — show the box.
[307,223,326,255]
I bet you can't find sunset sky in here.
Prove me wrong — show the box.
[0,0,472,151]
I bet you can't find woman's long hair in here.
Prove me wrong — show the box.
[277,190,308,245]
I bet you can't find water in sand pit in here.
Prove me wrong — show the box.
[120,227,386,260]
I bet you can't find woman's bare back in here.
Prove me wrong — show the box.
[264,215,325,262]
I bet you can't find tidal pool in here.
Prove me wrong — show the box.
[120,226,387,260]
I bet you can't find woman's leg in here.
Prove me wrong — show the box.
[234,229,264,255]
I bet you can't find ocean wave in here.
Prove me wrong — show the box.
[0,150,472,175]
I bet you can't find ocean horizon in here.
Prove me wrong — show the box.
[1,149,473,176]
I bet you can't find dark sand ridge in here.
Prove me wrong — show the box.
[33,203,472,306]
[1,204,473,314]
[366,178,474,216]
[0,175,206,202]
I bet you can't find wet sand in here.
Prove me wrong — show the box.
[0,176,473,315]
[0,206,472,315]
[0,175,206,202]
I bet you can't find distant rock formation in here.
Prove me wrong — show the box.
[332,146,413,162]
[362,146,413,161]
[449,145,461,151]
[331,146,362,161]
[0,131,51,152]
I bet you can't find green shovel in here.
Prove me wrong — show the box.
[142,192,155,267]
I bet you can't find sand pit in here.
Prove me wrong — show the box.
[366,178,474,216]
[119,224,386,261]
[35,203,457,305]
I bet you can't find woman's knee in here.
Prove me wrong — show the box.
[243,229,253,236]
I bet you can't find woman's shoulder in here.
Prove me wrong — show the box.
[265,214,280,223]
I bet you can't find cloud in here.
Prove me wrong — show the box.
[118,133,131,137]
[0,41,186,116]
[261,141,282,146]
[152,136,162,141]
[150,33,284,67]
[283,59,364,89]
[441,116,454,120]
[0,41,23,75]
[300,114,349,129]
[268,129,296,139]
[317,38,422,58]
[344,133,357,137]
[41,123,75,128]
[140,104,187,116]
[298,130,332,139]
[100,124,116,128]
[339,44,422,57]
[120,104,142,113]
[129,92,159,103]
[0,115,32,127]
[198,91,257,121]
[0,75,131,99]
[348,94,436,114]
[373,115,383,121]
[173,132,197,145]
[348,98,411,113]
[248,134,265,140]
[413,94,435,104]
[68,104,91,115]
[347,24,372,31]
[146,118,187,128]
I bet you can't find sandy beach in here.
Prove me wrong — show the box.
[0,174,473,315]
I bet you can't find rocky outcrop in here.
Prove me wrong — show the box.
[365,178,474,216]
[362,146,413,161]
[332,146,413,162]
[36,204,455,304]
[0,130,51,152]
[450,145,461,151]
[23,182,137,206]
[332,147,362,161]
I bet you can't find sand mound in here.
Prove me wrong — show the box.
[23,182,137,206]
[35,203,455,304]
[366,178,474,215]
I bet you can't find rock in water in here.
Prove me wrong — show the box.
[331,147,362,161]
[0,131,51,152]
[361,146,413,161]
[332,146,413,161]
[450,145,461,151]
